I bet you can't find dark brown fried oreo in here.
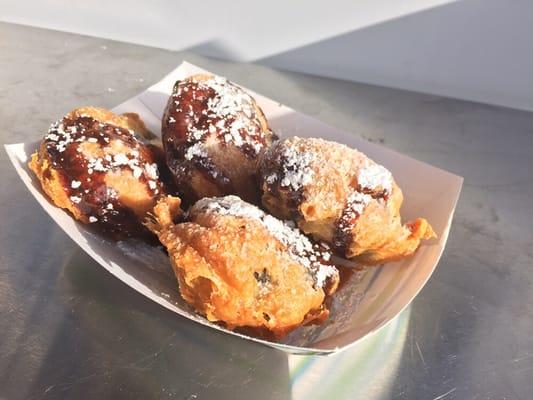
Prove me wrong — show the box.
[162,74,277,205]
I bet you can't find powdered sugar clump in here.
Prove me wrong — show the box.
[46,121,74,153]
[276,143,314,191]
[357,162,392,195]
[192,195,337,289]
[144,163,158,180]
[188,126,206,141]
[184,142,208,161]
[346,192,372,215]
[337,192,372,236]
[194,195,265,221]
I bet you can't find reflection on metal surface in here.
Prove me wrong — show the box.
[289,308,409,399]
[51,251,292,399]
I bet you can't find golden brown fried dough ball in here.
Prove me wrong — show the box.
[146,195,339,337]
[29,107,165,238]
[258,137,435,264]
[162,74,277,205]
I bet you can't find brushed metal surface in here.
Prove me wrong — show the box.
[1,22,532,400]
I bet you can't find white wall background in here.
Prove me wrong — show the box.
[260,0,533,112]
[2,0,533,111]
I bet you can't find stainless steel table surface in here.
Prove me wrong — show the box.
[1,22,532,400]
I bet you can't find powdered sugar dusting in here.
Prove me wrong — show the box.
[184,142,207,161]
[45,117,160,193]
[337,192,372,237]
[192,196,337,290]
[170,75,271,157]
[358,162,392,195]
[43,115,163,228]
[346,192,372,217]
[272,142,314,191]
[204,76,255,120]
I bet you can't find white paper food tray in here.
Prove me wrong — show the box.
[5,62,463,355]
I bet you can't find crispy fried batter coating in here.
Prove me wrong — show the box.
[29,107,165,238]
[146,195,339,337]
[259,137,435,264]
